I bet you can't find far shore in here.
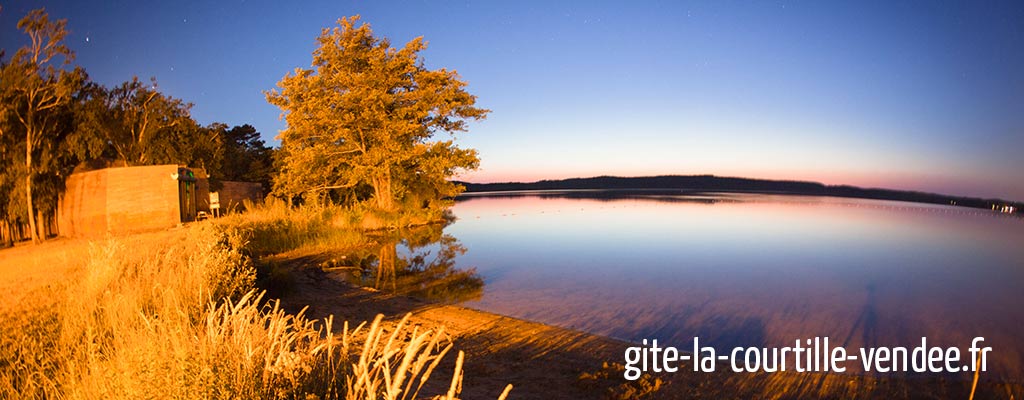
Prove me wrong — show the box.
[457,175,1024,214]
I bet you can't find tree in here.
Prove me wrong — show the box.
[146,120,223,172]
[0,9,87,243]
[91,76,195,165]
[217,124,275,189]
[266,16,487,210]
[76,75,225,175]
[0,52,16,245]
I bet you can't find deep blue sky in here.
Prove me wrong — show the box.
[2,1,1023,200]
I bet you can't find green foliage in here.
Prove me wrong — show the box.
[216,124,275,189]
[0,8,93,242]
[79,76,224,170]
[266,16,487,211]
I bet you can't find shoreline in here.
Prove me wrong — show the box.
[457,175,1024,213]
[269,251,636,399]
[268,250,1018,399]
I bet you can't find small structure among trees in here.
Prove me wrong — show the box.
[266,16,487,211]
[3,10,480,244]
[1,8,275,245]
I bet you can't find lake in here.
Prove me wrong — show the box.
[350,191,1024,381]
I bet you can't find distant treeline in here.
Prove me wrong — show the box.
[457,175,1022,213]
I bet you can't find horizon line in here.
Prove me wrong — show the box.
[456,174,1024,205]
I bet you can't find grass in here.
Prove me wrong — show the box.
[220,200,449,258]
[0,202,506,399]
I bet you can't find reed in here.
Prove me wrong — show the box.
[0,206,499,399]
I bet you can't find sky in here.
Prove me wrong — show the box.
[2,1,1023,200]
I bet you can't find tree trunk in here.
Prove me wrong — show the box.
[372,168,394,211]
[38,211,48,240]
[25,131,40,244]
[1,220,10,247]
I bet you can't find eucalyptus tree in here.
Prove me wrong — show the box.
[0,9,87,243]
[95,76,195,165]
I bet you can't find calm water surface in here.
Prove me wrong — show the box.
[438,192,1024,379]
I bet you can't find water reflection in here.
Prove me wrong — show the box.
[336,222,484,303]
[448,191,1024,382]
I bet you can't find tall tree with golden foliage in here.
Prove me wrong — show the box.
[266,16,487,210]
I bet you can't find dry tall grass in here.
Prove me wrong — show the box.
[0,206,502,399]
[219,200,448,258]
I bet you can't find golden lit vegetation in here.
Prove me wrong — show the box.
[215,200,448,256]
[0,207,505,399]
[266,15,485,211]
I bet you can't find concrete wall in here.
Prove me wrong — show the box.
[105,165,182,233]
[58,165,185,237]
[59,167,109,236]
[218,181,264,211]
